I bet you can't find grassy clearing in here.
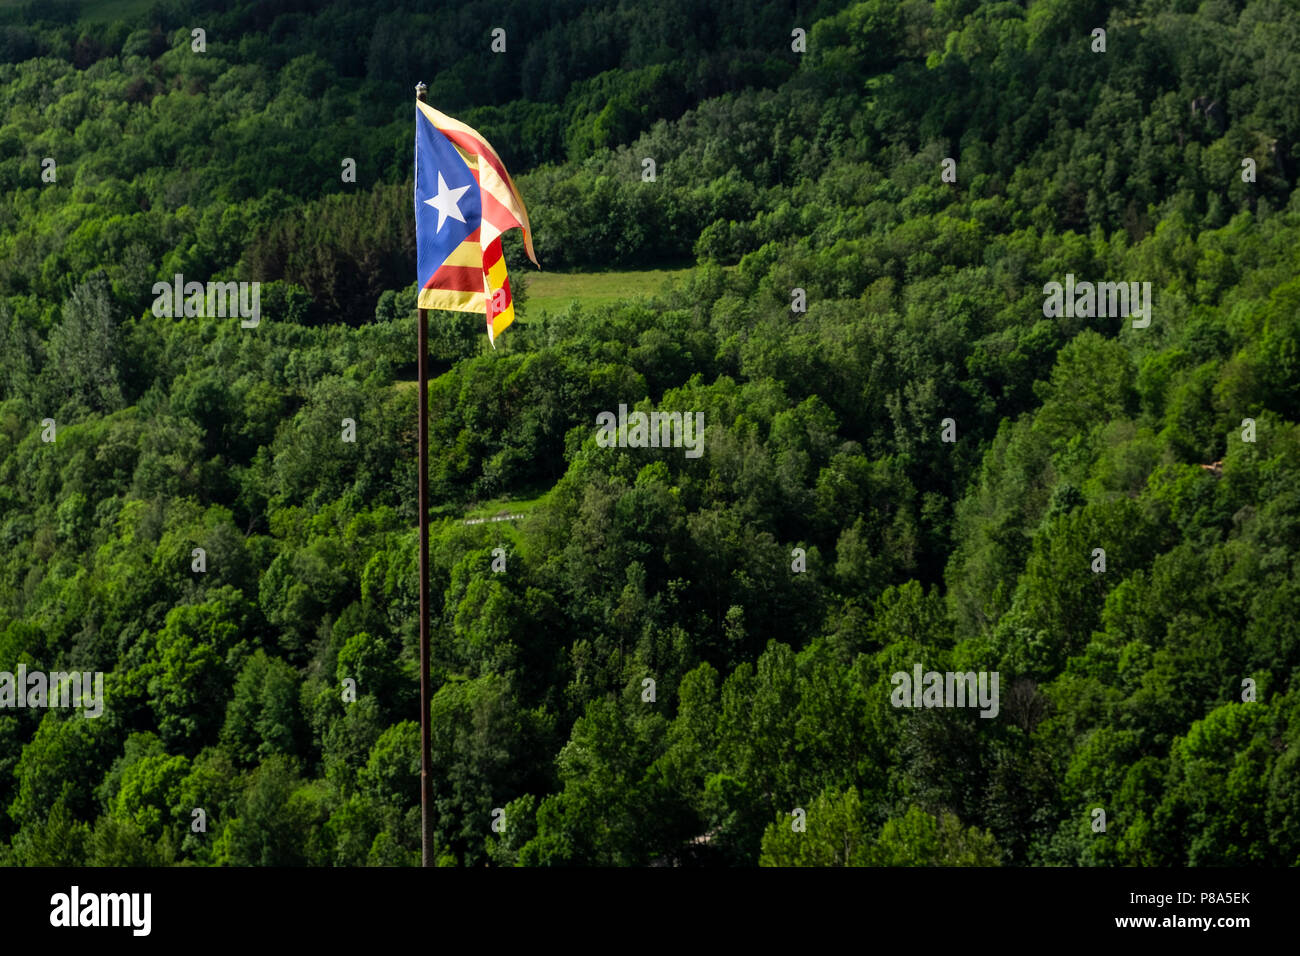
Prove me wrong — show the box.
[520,267,694,317]
[460,492,548,519]
[391,266,707,385]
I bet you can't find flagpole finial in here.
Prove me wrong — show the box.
[415,81,427,102]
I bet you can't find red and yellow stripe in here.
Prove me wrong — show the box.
[419,228,486,312]
[483,237,514,343]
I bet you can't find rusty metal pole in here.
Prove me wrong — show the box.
[418,301,432,868]
[415,81,433,868]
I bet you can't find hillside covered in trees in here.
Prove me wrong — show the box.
[1,0,1299,866]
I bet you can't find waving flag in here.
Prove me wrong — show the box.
[415,99,538,345]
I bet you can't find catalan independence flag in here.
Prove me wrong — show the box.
[414,99,538,346]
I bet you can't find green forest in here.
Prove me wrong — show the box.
[1,0,1298,867]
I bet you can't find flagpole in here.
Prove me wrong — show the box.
[415,81,434,869]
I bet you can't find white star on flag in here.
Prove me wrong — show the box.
[424,172,471,232]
